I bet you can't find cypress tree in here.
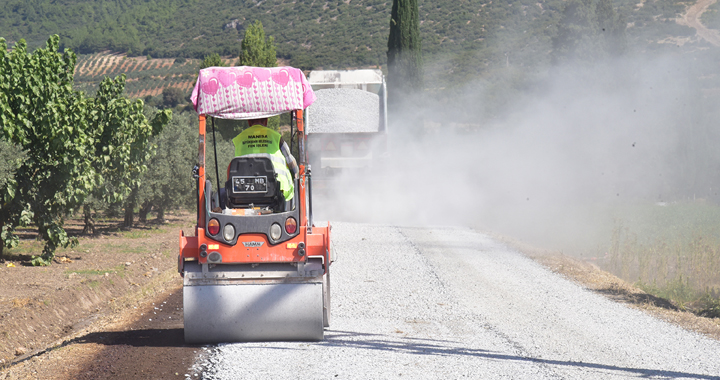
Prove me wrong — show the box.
[387,0,423,100]
[239,20,277,68]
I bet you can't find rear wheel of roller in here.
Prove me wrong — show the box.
[183,281,324,343]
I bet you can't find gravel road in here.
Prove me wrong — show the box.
[192,223,720,380]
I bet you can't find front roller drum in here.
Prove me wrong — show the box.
[184,281,324,343]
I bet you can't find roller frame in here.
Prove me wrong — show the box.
[181,109,332,343]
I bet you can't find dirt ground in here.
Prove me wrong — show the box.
[0,216,719,379]
[0,211,204,379]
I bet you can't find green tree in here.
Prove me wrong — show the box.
[162,86,185,108]
[137,111,197,223]
[238,20,277,67]
[0,140,25,193]
[387,0,423,98]
[121,105,172,228]
[0,141,25,199]
[82,77,171,234]
[200,53,226,70]
[0,35,169,264]
[0,35,95,264]
[0,141,26,257]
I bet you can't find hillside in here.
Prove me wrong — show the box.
[72,54,218,99]
[0,0,707,71]
[4,0,720,124]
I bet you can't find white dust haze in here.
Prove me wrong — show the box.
[312,53,720,255]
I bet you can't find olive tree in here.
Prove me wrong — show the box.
[136,111,198,223]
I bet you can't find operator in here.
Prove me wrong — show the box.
[232,118,298,202]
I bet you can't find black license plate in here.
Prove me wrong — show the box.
[232,176,268,193]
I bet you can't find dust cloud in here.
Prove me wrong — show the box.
[312,53,720,255]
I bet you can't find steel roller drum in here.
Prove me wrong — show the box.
[183,282,324,343]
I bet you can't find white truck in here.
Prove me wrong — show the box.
[306,69,388,183]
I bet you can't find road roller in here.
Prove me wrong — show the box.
[179,66,332,343]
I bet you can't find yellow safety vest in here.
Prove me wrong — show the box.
[232,125,294,201]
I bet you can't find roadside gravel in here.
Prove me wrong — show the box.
[193,223,720,380]
[402,226,720,379]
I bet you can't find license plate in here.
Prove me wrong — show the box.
[232,176,268,193]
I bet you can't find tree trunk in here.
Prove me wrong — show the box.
[157,207,166,224]
[124,206,134,228]
[0,220,4,261]
[82,204,95,235]
[138,202,152,223]
[124,188,138,228]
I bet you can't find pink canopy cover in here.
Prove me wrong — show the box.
[191,66,316,119]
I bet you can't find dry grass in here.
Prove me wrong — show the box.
[494,234,720,341]
[604,201,720,316]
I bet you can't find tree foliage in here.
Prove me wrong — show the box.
[200,53,226,70]
[82,76,171,233]
[0,35,170,264]
[239,20,277,67]
[91,76,170,203]
[162,87,186,108]
[0,141,25,202]
[137,111,197,223]
[0,141,26,252]
[0,35,95,264]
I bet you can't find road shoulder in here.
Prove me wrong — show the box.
[491,232,720,341]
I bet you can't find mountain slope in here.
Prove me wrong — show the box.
[0,0,704,71]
